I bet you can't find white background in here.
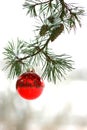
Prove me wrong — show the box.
[0,0,87,128]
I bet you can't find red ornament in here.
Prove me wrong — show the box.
[16,71,44,100]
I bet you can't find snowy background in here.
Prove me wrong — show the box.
[0,0,87,130]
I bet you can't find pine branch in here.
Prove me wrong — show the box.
[2,0,85,83]
[18,38,50,61]
[42,53,73,83]
[3,38,73,83]
[23,0,53,16]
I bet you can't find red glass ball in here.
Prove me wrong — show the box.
[16,72,44,100]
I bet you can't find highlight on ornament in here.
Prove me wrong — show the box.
[16,69,45,100]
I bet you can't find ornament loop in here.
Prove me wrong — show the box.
[27,68,35,73]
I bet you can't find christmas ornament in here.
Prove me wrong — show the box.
[16,70,44,100]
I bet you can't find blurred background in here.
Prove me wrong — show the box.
[0,0,87,129]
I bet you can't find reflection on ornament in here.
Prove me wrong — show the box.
[16,71,44,100]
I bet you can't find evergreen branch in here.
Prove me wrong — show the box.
[58,0,85,30]
[23,0,53,16]
[3,38,74,83]
[18,38,50,61]
[2,0,85,83]
[41,53,74,83]
[59,0,65,19]
[3,38,50,78]
[3,39,29,78]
